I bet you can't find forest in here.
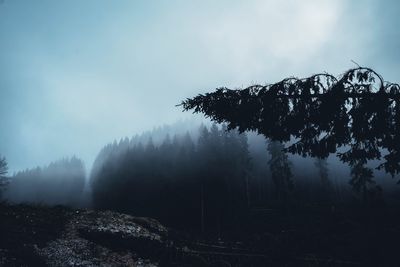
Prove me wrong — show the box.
[1,120,400,265]
[3,67,400,266]
[2,0,400,265]
[1,120,399,238]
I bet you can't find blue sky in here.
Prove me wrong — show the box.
[0,0,399,173]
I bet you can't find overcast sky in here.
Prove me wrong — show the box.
[0,0,399,173]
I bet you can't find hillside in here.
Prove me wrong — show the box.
[1,203,400,266]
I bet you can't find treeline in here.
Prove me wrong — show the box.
[2,121,397,236]
[5,157,85,206]
[91,124,251,235]
[89,123,355,236]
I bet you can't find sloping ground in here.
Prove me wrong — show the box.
[0,203,278,266]
[37,210,168,266]
[0,204,167,266]
[1,203,400,266]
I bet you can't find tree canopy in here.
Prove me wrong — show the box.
[180,67,400,181]
[0,156,9,198]
[0,156,7,179]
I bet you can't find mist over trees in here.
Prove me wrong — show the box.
[91,124,251,235]
[89,122,392,235]
[5,157,85,206]
[2,119,398,236]
[180,67,400,202]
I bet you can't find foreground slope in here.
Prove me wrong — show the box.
[1,203,400,266]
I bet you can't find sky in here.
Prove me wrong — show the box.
[0,0,399,173]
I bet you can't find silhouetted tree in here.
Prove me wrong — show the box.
[180,67,400,196]
[0,156,9,199]
[0,156,7,178]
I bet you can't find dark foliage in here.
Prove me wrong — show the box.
[180,67,400,193]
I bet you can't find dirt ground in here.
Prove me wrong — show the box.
[0,203,399,266]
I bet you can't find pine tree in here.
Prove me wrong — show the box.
[180,67,400,189]
[267,141,293,204]
[0,156,8,178]
[0,156,8,199]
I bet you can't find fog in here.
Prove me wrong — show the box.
[3,120,397,210]
[2,2,400,265]
[1,0,399,224]
[1,0,399,173]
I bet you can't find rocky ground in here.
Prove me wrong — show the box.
[1,203,400,266]
[0,204,168,266]
[0,203,258,266]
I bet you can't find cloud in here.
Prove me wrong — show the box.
[1,0,398,173]
[197,0,343,81]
